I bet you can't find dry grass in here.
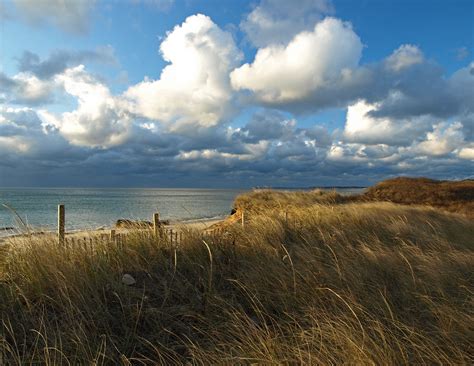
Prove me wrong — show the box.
[1,189,473,365]
[360,177,474,217]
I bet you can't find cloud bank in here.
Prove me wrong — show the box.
[1,1,473,187]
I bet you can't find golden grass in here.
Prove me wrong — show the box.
[360,177,474,217]
[0,190,473,364]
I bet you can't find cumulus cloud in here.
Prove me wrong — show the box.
[0,106,68,156]
[448,62,474,115]
[0,46,119,107]
[16,47,117,79]
[1,101,472,187]
[458,145,474,160]
[343,100,433,146]
[231,17,362,105]
[39,66,132,148]
[367,56,473,120]
[416,122,466,156]
[12,0,96,34]
[125,14,242,129]
[0,71,57,105]
[241,0,333,47]
[2,10,473,186]
[178,141,269,162]
[233,32,473,123]
[384,44,424,72]
[235,110,295,143]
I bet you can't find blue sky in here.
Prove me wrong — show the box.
[0,0,473,187]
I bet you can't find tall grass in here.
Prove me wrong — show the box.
[1,191,473,364]
[361,177,474,217]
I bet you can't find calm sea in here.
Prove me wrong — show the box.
[0,187,365,236]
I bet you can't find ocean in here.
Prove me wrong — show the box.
[0,187,365,236]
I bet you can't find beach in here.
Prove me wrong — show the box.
[0,217,224,245]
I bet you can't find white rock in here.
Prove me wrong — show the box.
[122,274,136,286]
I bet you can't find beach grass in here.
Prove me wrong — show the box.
[0,188,473,364]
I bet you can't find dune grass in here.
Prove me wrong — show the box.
[0,190,473,364]
[361,177,474,217]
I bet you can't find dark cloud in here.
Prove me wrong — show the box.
[368,62,473,119]
[237,110,294,143]
[17,47,117,79]
[2,105,471,188]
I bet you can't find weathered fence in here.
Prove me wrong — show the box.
[55,204,240,249]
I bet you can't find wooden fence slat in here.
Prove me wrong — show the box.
[153,213,160,236]
[58,204,65,245]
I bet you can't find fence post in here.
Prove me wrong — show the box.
[153,212,160,236]
[241,210,245,228]
[58,204,65,245]
[110,229,116,244]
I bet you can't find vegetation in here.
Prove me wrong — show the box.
[1,181,473,364]
[360,177,474,217]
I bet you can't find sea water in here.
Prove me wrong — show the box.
[0,187,365,236]
[0,188,246,235]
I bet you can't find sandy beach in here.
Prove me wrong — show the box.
[0,217,224,245]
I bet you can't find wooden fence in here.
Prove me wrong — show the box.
[55,204,237,248]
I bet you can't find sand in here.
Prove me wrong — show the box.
[0,217,225,245]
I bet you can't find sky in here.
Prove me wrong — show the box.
[0,0,473,188]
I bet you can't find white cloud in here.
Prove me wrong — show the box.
[417,122,465,156]
[327,142,367,163]
[12,0,96,34]
[231,17,362,104]
[39,66,132,148]
[125,14,242,130]
[458,145,474,160]
[385,44,424,72]
[0,106,66,155]
[241,0,333,47]
[343,100,432,145]
[178,141,269,162]
[0,72,57,105]
[12,73,56,103]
